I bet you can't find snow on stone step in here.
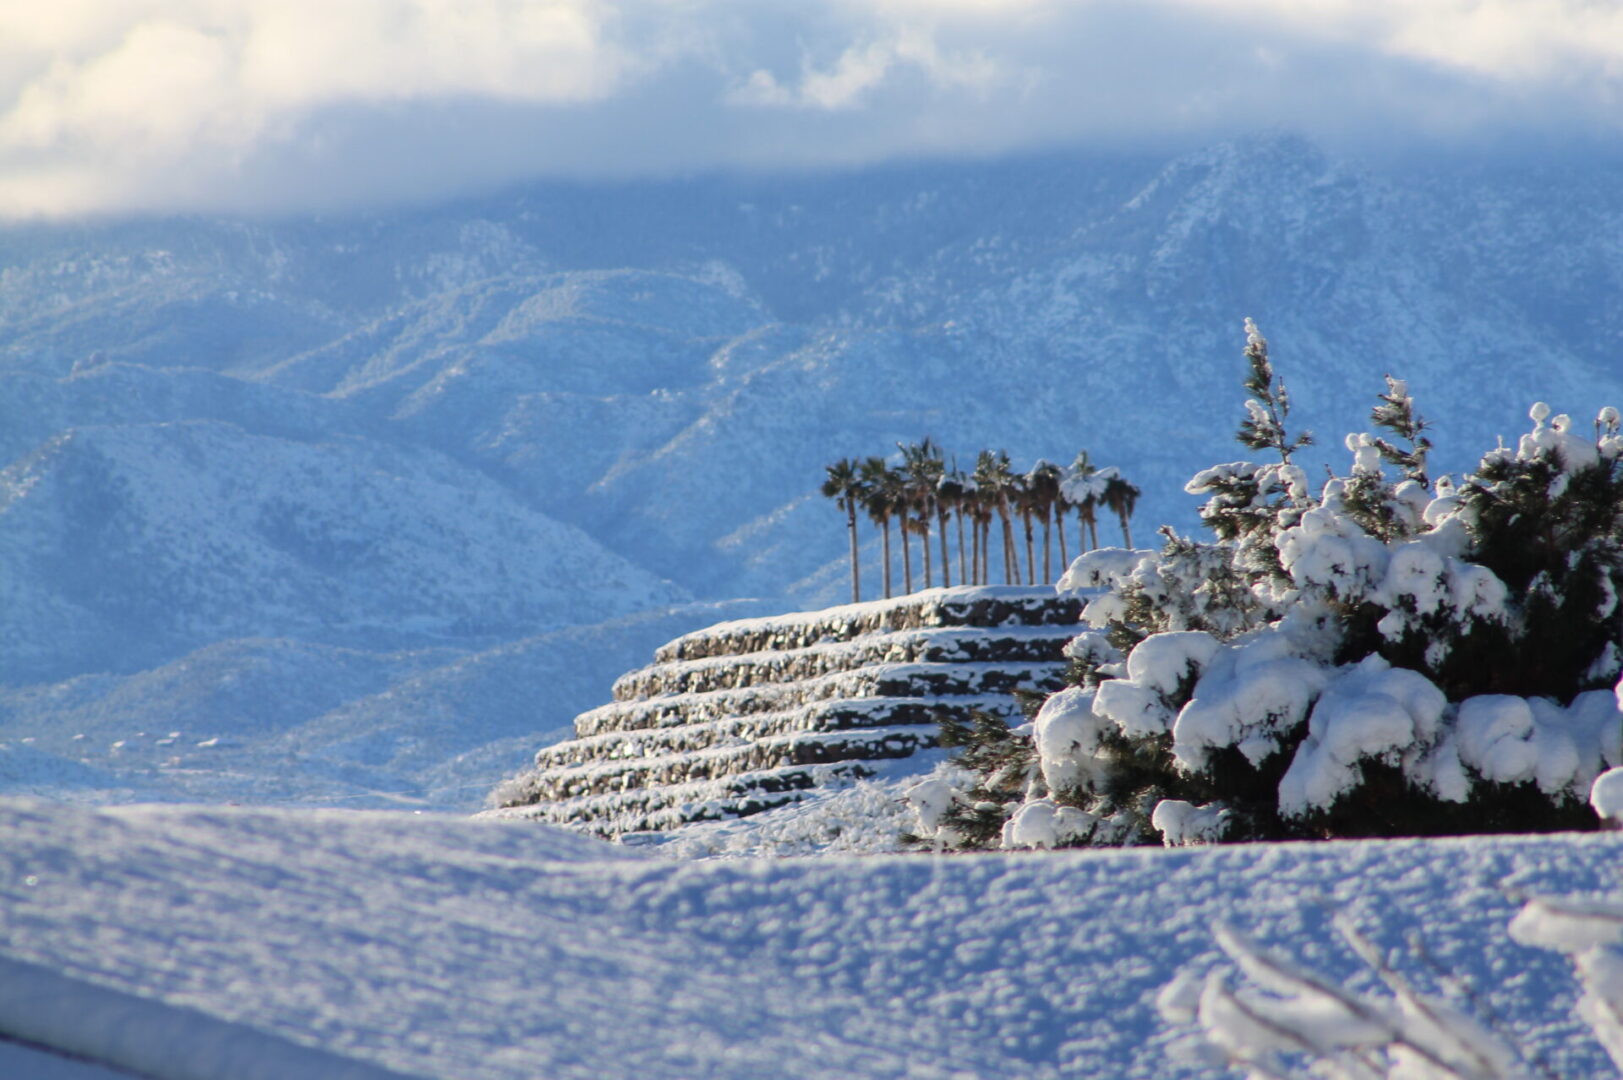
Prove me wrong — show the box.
[540,693,1021,770]
[654,586,1081,663]
[579,662,1064,736]
[611,624,1075,701]
[492,585,1081,836]
[508,722,954,804]
[491,760,877,833]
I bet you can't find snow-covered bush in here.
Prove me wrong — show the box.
[915,321,1623,849]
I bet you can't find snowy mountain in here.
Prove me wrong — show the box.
[4,133,1623,807]
[1,419,686,680]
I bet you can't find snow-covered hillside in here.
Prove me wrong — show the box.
[0,799,1616,1079]
[0,602,777,810]
[5,133,1623,807]
[0,420,686,682]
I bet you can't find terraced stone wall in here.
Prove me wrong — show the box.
[489,586,1081,836]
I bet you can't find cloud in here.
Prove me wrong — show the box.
[729,27,1005,110]
[1181,0,1623,83]
[1,0,1621,219]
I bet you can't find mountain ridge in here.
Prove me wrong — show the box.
[4,132,1621,808]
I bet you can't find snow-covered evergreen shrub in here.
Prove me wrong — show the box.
[911,321,1623,849]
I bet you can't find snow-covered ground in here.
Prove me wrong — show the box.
[1,798,1616,1079]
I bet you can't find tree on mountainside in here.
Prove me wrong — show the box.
[938,462,970,589]
[1014,469,1038,584]
[964,468,991,585]
[821,458,864,603]
[895,464,916,594]
[1062,451,1104,552]
[1028,460,1063,582]
[823,443,1142,596]
[975,450,1022,585]
[860,457,899,599]
[1101,471,1140,550]
[900,439,945,589]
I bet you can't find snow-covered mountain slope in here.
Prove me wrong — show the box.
[5,133,1623,807]
[0,419,686,682]
[0,602,776,811]
[0,799,1615,1079]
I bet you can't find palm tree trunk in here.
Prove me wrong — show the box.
[955,510,968,587]
[1120,514,1133,549]
[1041,510,1052,583]
[1057,515,1069,571]
[938,511,952,589]
[846,505,861,603]
[1000,508,1020,585]
[901,521,914,594]
[1022,509,1036,585]
[881,517,893,598]
[998,514,1009,583]
[920,517,933,589]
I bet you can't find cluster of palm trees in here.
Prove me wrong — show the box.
[820,439,1141,603]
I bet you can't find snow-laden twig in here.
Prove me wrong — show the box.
[1169,920,1533,1079]
[1509,895,1623,1071]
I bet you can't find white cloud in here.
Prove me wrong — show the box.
[1,0,1621,218]
[1178,0,1623,82]
[731,27,1004,110]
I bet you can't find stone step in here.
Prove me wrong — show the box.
[578,663,1062,736]
[654,586,1082,663]
[538,693,1022,770]
[491,761,874,836]
[488,586,1084,834]
[505,724,940,805]
[610,624,1075,701]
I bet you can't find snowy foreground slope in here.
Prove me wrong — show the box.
[0,799,1616,1079]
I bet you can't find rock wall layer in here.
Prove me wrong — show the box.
[489,586,1081,836]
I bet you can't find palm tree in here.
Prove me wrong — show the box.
[1026,460,1062,582]
[939,460,970,588]
[900,439,945,589]
[1013,469,1038,585]
[967,475,990,585]
[859,456,898,598]
[894,461,915,594]
[1102,470,1141,549]
[1062,451,1103,551]
[821,458,864,602]
[959,466,985,585]
[1052,469,1071,570]
[974,450,1020,585]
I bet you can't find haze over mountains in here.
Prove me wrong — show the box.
[5,132,1622,809]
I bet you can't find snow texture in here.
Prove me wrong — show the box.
[0,953,417,1080]
[0,800,1617,1079]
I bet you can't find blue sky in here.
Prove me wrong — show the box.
[3,0,1620,218]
